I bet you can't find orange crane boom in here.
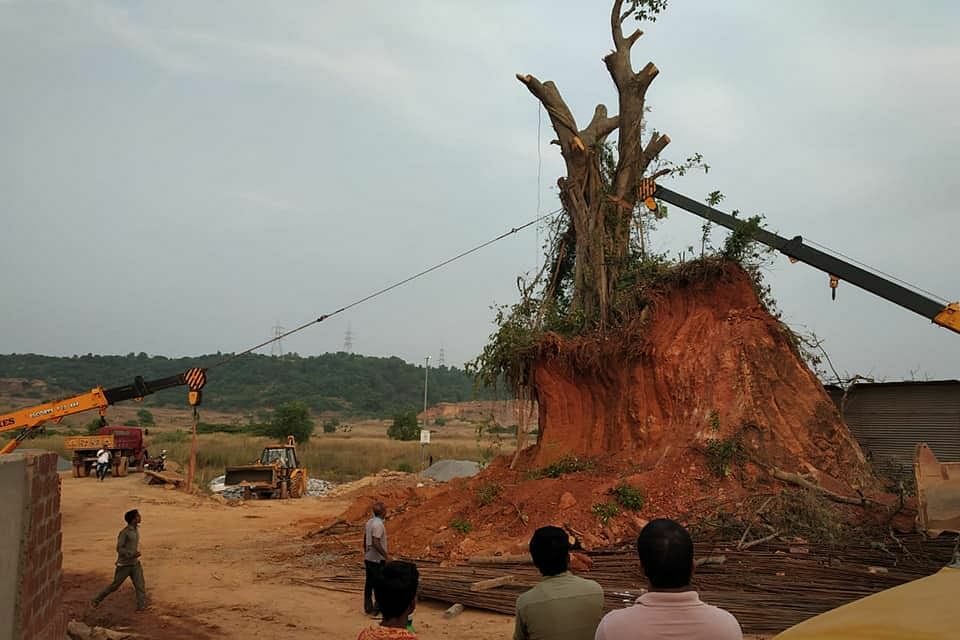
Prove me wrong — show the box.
[0,368,206,455]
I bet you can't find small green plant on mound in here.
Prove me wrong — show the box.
[708,409,721,431]
[476,482,503,506]
[592,502,620,526]
[395,462,413,473]
[451,518,473,534]
[705,435,746,478]
[528,455,595,479]
[611,483,645,511]
[322,417,339,434]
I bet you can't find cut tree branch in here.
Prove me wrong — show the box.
[580,104,620,148]
[641,132,671,167]
[772,468,876,506]
[516,73,580,153]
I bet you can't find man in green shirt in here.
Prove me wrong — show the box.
[91,509,148,611]
[514,526,604,640]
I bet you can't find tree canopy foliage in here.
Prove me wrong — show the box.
[387,410,420,441]
[0,352,494,416]
[263,400,314,443]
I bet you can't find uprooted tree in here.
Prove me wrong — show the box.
[472,0,876,494]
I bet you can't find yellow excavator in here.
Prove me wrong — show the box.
[0,368,207,455]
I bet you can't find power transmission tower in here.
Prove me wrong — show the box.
[270,324,285,357]
[343,324,354,353]
[438,346,446,367]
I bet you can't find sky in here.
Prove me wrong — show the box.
[2,1,959,381]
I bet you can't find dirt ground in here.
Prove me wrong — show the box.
[60,473,513,639]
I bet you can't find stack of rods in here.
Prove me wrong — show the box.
[300,530,956,635]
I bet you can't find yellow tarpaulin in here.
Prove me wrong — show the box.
[773,566,960,640]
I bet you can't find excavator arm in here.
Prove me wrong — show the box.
[643,183,960,334]
[0,367,207,455]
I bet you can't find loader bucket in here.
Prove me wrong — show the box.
[914,443,960,536]
[224,465,277,487]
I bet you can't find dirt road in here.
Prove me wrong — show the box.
[61,473,513,639]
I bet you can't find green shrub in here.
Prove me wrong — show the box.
[705,436,746,478]
[433,417,447,426]
[529,456,594,479]
[196,422,244,434]
[476,482,503,506]
[451,518,473,534]
[322,418,339,434]
[708,409,721,431]
[592,502,620,526]
[487,424,518,435]
[396,462,413,473]
[261,401,314,443]
[136,408,155,426]
[387,411,420,441]
[611,483,645,511]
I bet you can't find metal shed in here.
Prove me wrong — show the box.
[825,380,960,473]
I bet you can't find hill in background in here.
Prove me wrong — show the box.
[0,352,499,416]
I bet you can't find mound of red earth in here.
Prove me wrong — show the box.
[332,264,885,559]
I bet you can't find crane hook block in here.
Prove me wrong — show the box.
[829,275,839,301]
[188,389,202,407]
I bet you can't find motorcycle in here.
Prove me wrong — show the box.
[144,449,167,472]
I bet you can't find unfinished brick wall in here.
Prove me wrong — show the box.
[1,451,68,640]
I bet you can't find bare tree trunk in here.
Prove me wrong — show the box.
[516,0,670,328]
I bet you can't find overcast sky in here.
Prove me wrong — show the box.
[2,1,958,381]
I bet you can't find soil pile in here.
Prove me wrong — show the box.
[327,264,882,559]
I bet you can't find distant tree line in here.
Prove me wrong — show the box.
[0,352,500,416]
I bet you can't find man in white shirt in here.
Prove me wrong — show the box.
[96,447,112,481]
[595,519,743,640]
[363,502,389,615]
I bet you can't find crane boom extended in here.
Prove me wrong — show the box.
[0,368,207,454]
[651,185,960,334]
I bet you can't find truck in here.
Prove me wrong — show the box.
[224,435,308,500]
[64,425,150,478]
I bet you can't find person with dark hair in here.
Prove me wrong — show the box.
[595,518,742,640]
[514,525,604,640]
[363,502,390,615]
[91,509,148,611]
[357,561,419,639]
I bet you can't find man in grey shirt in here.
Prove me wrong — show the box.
[363,502,389,615]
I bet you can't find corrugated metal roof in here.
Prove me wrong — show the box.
[825,381,960,471]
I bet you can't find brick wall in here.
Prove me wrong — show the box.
[6,451,67,640]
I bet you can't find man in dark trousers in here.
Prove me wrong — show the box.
[363,502,389,615]
[91,509,148,611]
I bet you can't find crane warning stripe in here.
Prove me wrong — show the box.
[185,368,207,390]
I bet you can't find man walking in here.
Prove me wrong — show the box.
[514,526,604,640]
[95,445,111,481]
[363,502,389,615]
[595,518,742,640]
[91,509,148,611]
